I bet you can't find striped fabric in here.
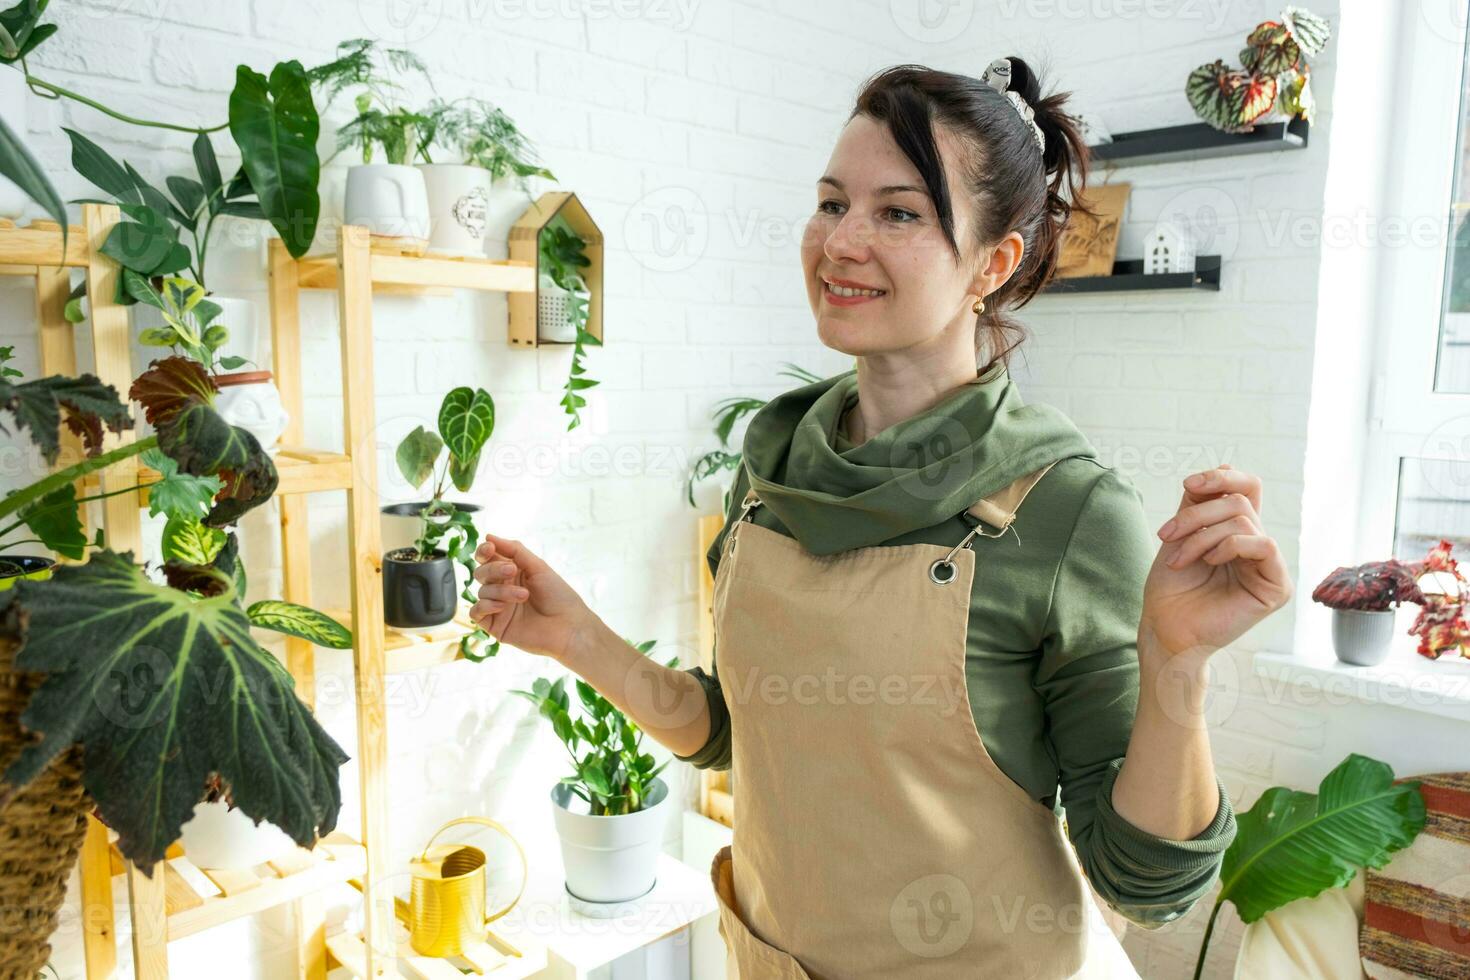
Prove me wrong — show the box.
[1361,772,1470,979]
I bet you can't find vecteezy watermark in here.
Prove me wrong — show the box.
[716,664,969,715]
[889,0,975,45]
[890,874,975,957]
[623,187,711,274]
[359,0,704,43]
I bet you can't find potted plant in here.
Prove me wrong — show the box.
[685,362,822,513]
[1191,753,1424,980]
[511,641,677,906]
[0,355,351,974]
[307,38,433,247]
[415,96,555,257]
[1186,6,1331,134]
[383,386,496,658]
[535,218,604,431]
[1311,556,1425,666]
[1405,538,1470,661]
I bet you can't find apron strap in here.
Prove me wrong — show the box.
[964,458,1061,535]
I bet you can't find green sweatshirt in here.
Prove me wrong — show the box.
[677,360,1236,928]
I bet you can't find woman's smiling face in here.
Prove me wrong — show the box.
[802,113,1022,358]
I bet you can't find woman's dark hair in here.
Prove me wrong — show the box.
[850,59,1095,374]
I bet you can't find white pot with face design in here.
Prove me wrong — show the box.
[213,370,289,453]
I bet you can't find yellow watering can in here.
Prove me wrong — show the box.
[407,816,528,958]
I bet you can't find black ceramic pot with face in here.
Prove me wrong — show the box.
[383,548,457,629]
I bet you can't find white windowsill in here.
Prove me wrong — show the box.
[1253,650,1470,723]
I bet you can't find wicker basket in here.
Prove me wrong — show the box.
[0,633,91,980]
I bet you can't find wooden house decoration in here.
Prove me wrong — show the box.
[1145,218,1196,275]
[508,191,604,347]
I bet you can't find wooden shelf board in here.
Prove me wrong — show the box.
[130,446,352,497]
[1042,255,1222,294]
[316,606,483,672]
[0,219,90,268]
[109,831,365,942]
[296,251,536,294]
[1089,117,1309,167]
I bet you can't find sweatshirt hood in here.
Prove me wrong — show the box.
[739,361,1098,555]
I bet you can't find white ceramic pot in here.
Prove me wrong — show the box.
[344,164,430,243]
[0,67,32,220]
[418,163,491,256]
[177,800,296,870]
[551,776,669,905]
[537,273,591,344]
[1331,608,1397,666]
[214,370,289,453]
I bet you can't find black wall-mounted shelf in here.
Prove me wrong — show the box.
[1042,255,1221,294]
[1089,117,1309,167]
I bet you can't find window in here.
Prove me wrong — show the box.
[1371,0,1470,562]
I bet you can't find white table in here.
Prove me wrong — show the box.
[495,851,719,979]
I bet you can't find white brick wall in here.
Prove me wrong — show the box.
[6,2,1451,978]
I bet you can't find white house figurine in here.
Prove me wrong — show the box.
[1145,219,1196,275]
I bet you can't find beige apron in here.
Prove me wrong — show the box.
[708,463,1141,979]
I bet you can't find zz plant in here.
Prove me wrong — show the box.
[512,640,676,815]
[394,385,497,660]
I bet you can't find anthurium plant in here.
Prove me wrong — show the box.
[511,640,676,815]
[0,355,350,869]
[1191,754,1424,980]
[394,385,497,659]
[1186,6,1331,134]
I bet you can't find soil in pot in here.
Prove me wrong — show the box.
[383,547,458,631]
[0,555,54,592]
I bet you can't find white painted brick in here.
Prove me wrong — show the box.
[646,76,738,130]
[736,93,841,146]
[537,49,645,112]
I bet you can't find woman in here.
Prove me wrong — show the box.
[470,60,1293,979]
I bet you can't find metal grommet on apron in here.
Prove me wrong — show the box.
[709,460,1140,979]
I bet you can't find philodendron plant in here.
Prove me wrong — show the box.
[394,385,497,660]
[1191,753,1425,980]
[511,641,676,816]
[0,355,350,870]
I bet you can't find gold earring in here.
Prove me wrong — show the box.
[973,299,985,315]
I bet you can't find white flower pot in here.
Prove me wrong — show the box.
[214,370,289,453]
[0,68,32,220]
[550,776,669,905]
[537,273,591,344]
[1331,608,1397,666]
[418,164,491,257]
[344,164,430,244]
[177,800,295,870]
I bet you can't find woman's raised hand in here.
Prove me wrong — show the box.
[1141,463,1294,663]
[469,532,593,661]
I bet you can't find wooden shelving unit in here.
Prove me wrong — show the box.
[1042,255,1222,294]
[14,213,546,978]
[1089,117,1310,167]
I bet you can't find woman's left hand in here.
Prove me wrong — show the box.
[1140,463,1294,662]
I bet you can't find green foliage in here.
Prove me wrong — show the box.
[1192,753,1426,980]
[419,96,555,188]
[684,362,822,508]
[246,599,353,649]
[2,552,350,869]
[1186,6,1330,133]
[0,370,131,463]
[129,275,243,374]
[227,62,320,258]
[539,220,600,431]
[307,38,434,166]
[0,0,55,65]
[0,85,66,250]
[510,640,679,815]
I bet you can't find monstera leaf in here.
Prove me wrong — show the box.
[1193,754,1425,979]
[0,371,131,463]
[0,551,349,870]
[129,356,278,525]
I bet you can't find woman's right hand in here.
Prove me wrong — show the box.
[469,532,592,661]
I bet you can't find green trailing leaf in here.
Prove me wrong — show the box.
[437,387,494,469]
[17,483,85,558]
[395,425,442,489]
[0,109,66,247]
[228,61,320,258]
[161,514,225,564]
[246,599,352,649]
[0,371,131,463]
[192,133,222,214]
[2,551,350,870]
[0,0,55,64]
[1193,753,1425,979]
[101,202,185,276]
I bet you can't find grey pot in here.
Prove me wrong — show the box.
[550,776,669,904]
[1331,608,1398,666]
